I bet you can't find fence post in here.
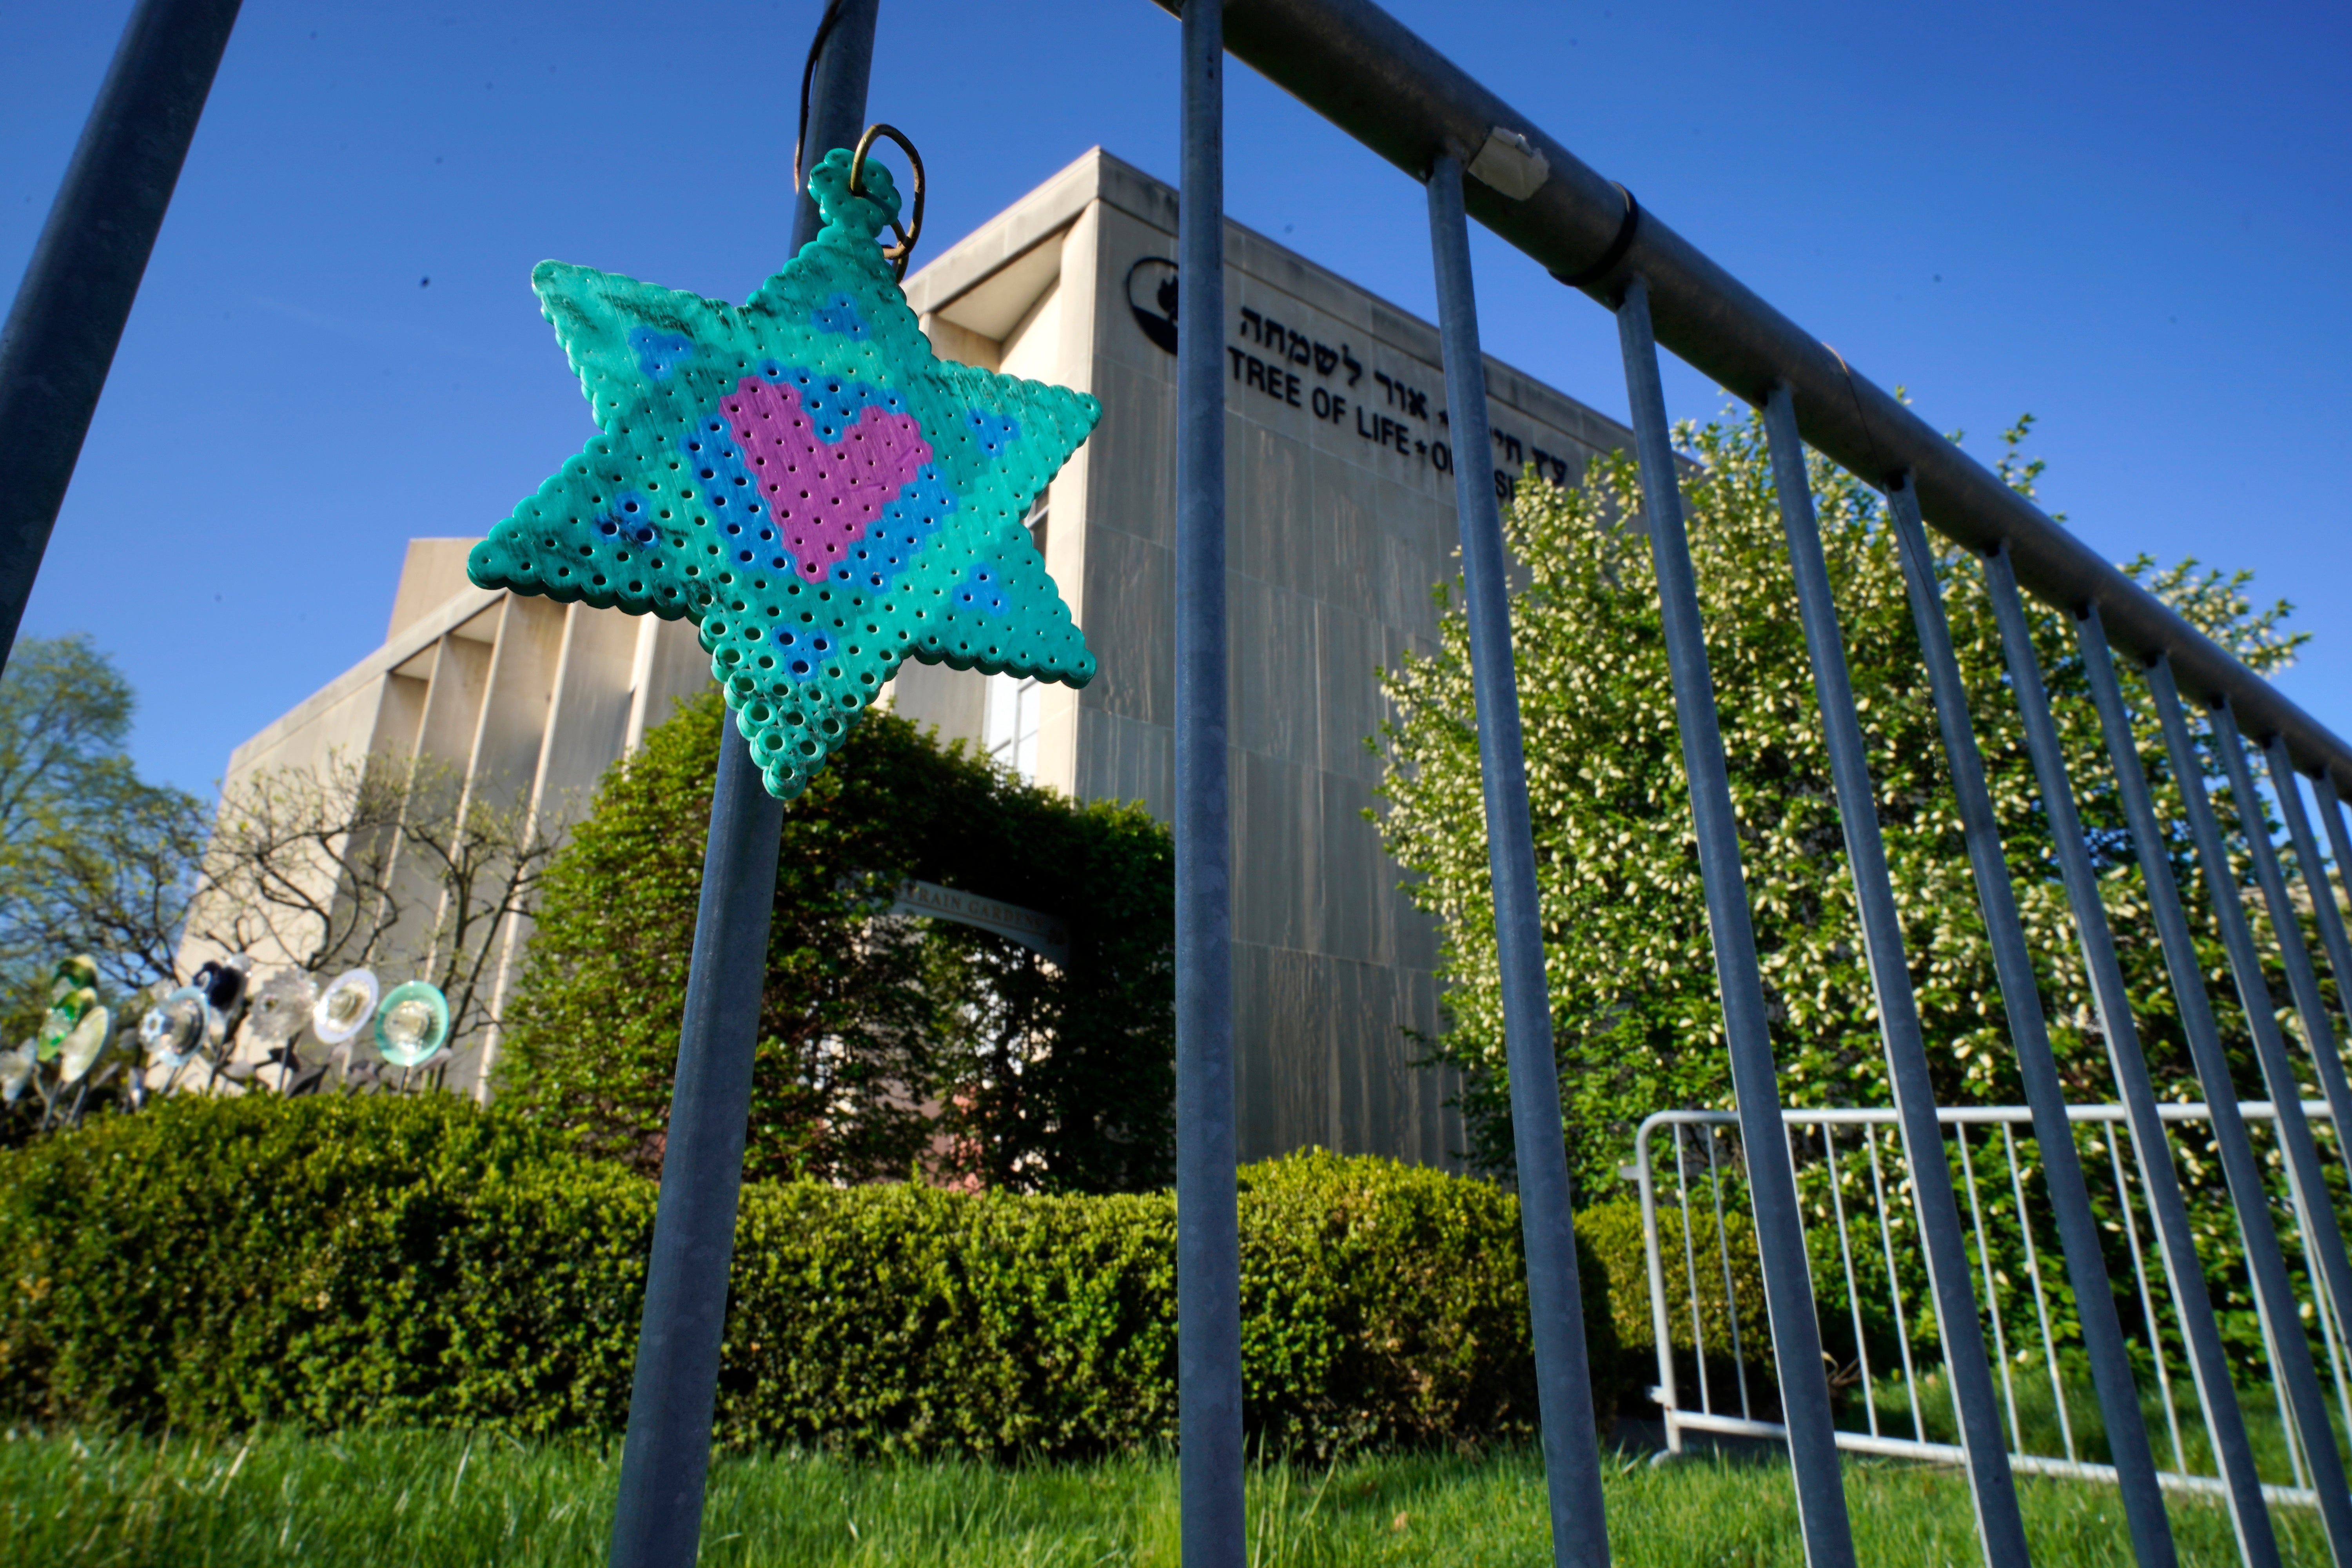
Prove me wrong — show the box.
[1889,502,2177,1567]
[1612,278,1854,1568]
[604,7,877,1566]
[0,0,243,674]
[1174,1,1246,1563]
[2076,614,2350,1561]
[1425,151,1609,1568]
[1759,385,2029,1565]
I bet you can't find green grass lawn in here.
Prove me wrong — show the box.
[0,1425,2325,1566]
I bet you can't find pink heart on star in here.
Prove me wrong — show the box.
[720,376,933,584]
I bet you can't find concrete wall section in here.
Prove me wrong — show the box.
[465,596,564,806]
[386,540,482,642]
[623,615,715,753]
[1008,149,1635,1166]
[532,602,639,815]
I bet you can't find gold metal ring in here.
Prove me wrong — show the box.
[847,123,926,282]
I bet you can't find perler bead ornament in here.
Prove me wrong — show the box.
[468,148,1100,800]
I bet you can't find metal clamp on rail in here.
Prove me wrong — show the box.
[1550,182,1639,294]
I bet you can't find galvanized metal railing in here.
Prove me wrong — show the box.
[1628,1103,2348,1513]
[1161,4,2352,1565]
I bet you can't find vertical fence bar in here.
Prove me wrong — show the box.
[1675,1126,1711,1417]
[1886,481,2176,1563]
[0,0,244,671]
[1174,1,1244,1561]
[2215,710,2352,1196]
[2002,1123,2077,1464]
[1955,1129,2025,1453]
[1824,1127,1882,1439]
[1612,278,1855,1567]
[604,8,875,1566]
[2242,1117,2316,1493]
[1426,151,1607,1568]
[2273,1313,2315,1492]
[2318,780,2352,1005]
[1704,1127,1752,1420]
[2275,1102,2352,1474]
[2076,605,2331,1562]
[2029,577,2287,1559]
[2267,740,2352,1053]
[1759,384,2027,1563]
[1632,1125,1682,1453]
[2309,1202,2352,1463]
[2104,1133,2190,1477]
[1866,1125,1928,1439]
[2273,750,2352,1446]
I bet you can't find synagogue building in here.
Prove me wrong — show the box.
[201,147,1637,1166]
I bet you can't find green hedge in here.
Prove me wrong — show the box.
[1577,1198,1765,1371]
[0,1096,1621,1458]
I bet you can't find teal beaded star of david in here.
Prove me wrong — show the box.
[467,147,1101,799]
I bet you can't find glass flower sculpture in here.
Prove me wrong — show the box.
[372,980,449,1069]
[311,969,379,1047]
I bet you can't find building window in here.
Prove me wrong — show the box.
[983,490,1050,783]
[985,673,1042,780]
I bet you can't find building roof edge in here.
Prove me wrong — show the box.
[905,147,1633,460]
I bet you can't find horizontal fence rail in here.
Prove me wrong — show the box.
[1147,0,2352,797]
[1629,1103,2349,1514]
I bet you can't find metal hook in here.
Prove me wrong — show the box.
[791,0,848,194]
[847,123,926,281]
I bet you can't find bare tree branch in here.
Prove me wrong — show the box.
[192,750,568,1046]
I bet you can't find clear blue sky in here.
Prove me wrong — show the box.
[6,0,2347,797]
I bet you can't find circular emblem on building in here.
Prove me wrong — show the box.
[1125,256,1178,355]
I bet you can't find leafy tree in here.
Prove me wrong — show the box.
[498,692,1174,1193]
[0,636,206,1040]
[1375,409,2309,1207]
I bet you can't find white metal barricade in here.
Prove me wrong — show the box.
[1628,1101,2347,1510]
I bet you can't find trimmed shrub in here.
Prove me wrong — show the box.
[1233,1150,1622,1447]
[1578,1198,1765,1373]
[0,1095,1619,1458]
[501,693,1175,1194]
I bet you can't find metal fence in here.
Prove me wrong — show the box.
[1165,5,2352,1566]
[12,0,2352,1565]
[1630,1103,2347,1512]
